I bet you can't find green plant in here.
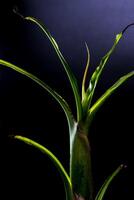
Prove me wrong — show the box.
[0,10,134,200]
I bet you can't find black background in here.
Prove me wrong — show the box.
[0,1,134,199]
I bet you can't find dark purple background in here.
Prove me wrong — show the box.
[0,1,134,199]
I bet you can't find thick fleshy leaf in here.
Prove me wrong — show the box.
[95,164,125,200]
[82,42,90,101]
[83,33,122,111]
[89,70,134,116]
[14,135,73,200]
[23,16,82,121]
[0,59,75,133]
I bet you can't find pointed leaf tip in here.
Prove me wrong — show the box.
[83,30,123,112]
[122,23,134,34]
[13,6,24,19]
[82,42,90,100]
[23,16,82,121]
[14,135,73,200]
[89,70,134,116]
[95,164,125,200]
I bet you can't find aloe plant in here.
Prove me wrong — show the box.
[0,10,134,200]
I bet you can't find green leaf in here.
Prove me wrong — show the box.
[24,16,82,121]
[14,135,73,200]
[0,59,75,133]
[83,33,123,111]
[89,70,134,116]
[82,42,90,101]
[95,164,125,200]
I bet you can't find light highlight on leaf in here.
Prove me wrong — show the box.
[89,70,134,116]
[82,42,90,101]
[83,33,123,110]
[0,59,75,133]
[14,135,73,200]
[95,164,125,200]
[25,16,82,121]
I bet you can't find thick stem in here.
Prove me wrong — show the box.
[70,122,93,200]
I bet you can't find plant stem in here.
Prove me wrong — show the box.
[70,122,93,200]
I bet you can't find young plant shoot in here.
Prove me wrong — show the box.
[0,10,134,200]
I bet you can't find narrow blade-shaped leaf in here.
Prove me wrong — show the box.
[14,135,73,200]
[84,32,122,110]
[0,59,75,133]
[84,22,134,111]
[89,70,134,116]
[95,164,125,200]
[82,42,90,101]
[24,16,82,121]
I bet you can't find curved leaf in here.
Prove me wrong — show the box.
[95,164,125,200]
[82,42,90,101]
[14,135,73,200]
[24,16,82,121]
[84,23,134,111]
[84,33,123,110]
[0,59,75,133]
[89,70,134,116]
